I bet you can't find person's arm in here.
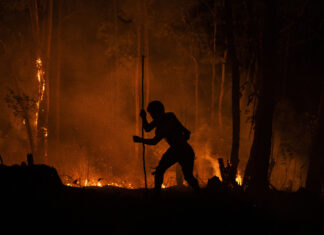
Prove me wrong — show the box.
[140,109,156,132]
[133,134,163,145]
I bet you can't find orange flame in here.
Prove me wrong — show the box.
[35,57,45,127]
[235,172,243,186]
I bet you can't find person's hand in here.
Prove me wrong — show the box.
[140,109,146,119]
[133,136,142,143]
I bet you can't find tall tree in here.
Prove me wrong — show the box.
[306,85,324,193]
[28,0,54,163]
[218,50,227,129]
[243,0,277,192]
[224,0,240,183]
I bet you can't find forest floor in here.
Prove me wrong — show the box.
[1,164,323,234]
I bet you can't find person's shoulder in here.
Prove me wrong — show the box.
[165,112,176,119]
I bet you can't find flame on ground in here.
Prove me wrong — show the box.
[64,177,136,189]
[60,147,244,189]
[235,172,243,186]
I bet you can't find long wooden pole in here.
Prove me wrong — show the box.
[141,55,148,192]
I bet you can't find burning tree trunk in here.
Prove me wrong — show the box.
[243,0,277,192]
[29,0,44,162]
[225,0,240,183]
[28,0,53,163]
[35,58,46,161]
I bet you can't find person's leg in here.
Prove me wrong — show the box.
[179,146,200,193]
[153,148,177,193]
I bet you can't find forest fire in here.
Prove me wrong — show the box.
[0,0,320,195]
[60,149,243,189]
[0,0,323,232]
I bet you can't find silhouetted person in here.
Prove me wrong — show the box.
[133,100,200,195]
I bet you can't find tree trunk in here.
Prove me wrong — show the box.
[243,0,277,192]
[43,0,53,164]
[113,0,119,112]
[55,0,63,155]
[211,22,217,125]
[29,0,53,163]
[181,47,199,131]
[218,50,227,129]
[193,57,199,130]
[30,0,42,162]
[225,0,240,183]
[143,0,150,105]
[306,85,324,193]
[24,116,35,155]
[134,3,142,161]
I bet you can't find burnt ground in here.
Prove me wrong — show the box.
[1,164,323,235]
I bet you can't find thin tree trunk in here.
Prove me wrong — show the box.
[193,57,199,130]
[143,0,150,105]
[43,0,53,163]
[113,0,119,116]
[30,0,41,162]
[211,23,217,124]
[30,0,40,53]
[134,20,141,160]
[218,50,227,129]
[24,116,35,155]
[180,46,199,131]
[55,0,63,153]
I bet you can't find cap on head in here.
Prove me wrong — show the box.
[147,100,165,114]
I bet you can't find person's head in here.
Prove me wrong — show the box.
[147,100,165,120]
